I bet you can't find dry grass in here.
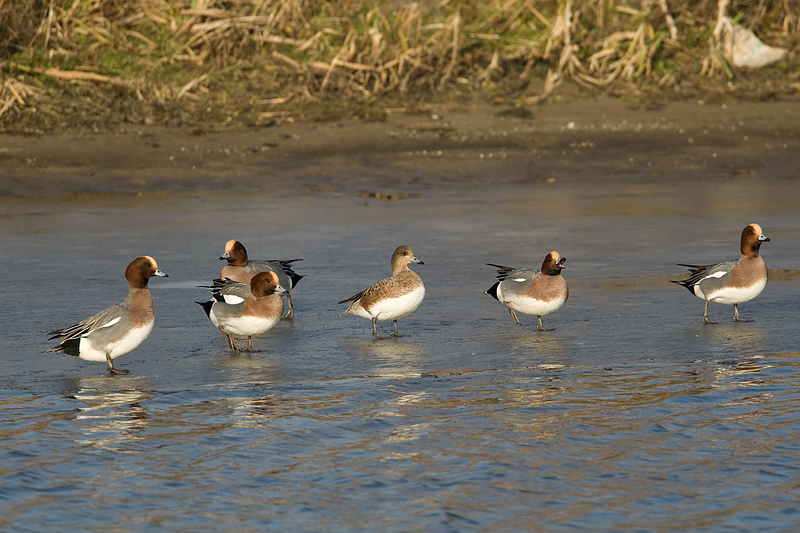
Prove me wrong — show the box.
[1,0,797,129]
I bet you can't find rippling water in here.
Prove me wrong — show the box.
[3,129,800,530]
[3,358,800,531]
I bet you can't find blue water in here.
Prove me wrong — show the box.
[2,116,800,531]
[2,360,800,532]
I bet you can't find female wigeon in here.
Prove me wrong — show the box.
[338,245,426,339]
[485,251,569,331]
[45,256,168,374]
[219,239,303,320]
[197,271,286,352]
[673,223,770,324]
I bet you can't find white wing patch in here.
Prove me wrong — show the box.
[100,317,122,328]
[512,278,527,282]
[84,316,121,336]
[222,295,245,305]
[700,271,727,282]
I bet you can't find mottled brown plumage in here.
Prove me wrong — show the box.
[338,245,426,339]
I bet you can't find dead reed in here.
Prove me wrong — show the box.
[0,0,797,128]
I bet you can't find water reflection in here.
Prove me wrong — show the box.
[210,350,282,385]
[244,394,282,418]
[68,379,154,451]
[341,336,423,363]
[499,329,569,360]
[0,354,798,531]
[698,322,768,357]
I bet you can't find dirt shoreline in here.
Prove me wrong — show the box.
[1,96,798,199]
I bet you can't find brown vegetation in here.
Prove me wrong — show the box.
[0,0,797,130]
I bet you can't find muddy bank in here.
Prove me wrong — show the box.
[1,97,798,199]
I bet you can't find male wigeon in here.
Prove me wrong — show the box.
[485,251,569,330]
[219,239,303,320]
[197,271,286,352]
[44,256,168,374]
[672,223,770,324]
[338,245,426,339]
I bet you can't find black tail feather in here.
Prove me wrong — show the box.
[43,337,80,356]
[670,278,695,293]
[338,288,367,305]
[671,263,704,293]
[485,282,501,301]
[196,300,214,318]
[270,259,304,288]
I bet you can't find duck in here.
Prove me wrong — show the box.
[338,245,426,339]
[485,251,568,330]
[197,271,286,351]
[672,223,769,324]
[44,256,168,374]
[219,239,302,320]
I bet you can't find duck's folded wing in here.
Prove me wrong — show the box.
[338,287,368,305]
[48,303,127,341]
[256,259,304,286]
[504,267,540,283]
[338,276,394,305]
[487,263,516,281]
[681,260,737,286]
[200,278,252,304]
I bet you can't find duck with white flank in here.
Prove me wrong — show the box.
[338,245,426,339]
[672,223,770,324]
[219,239,303,320]
[486,251,569,331]
[45,256,168,374]
[197,271,286,352]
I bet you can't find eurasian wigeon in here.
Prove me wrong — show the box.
[219,239,303,320]
[672,223,770,324]
[485,251,569,331]
[44,256,168,374]
[197,271,286,352]
[338,245,426,339]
